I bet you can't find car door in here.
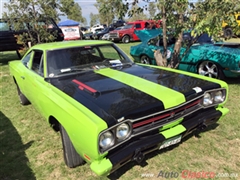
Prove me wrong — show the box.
[23,49,52,116]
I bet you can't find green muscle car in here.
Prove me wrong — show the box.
[9,40,229,176]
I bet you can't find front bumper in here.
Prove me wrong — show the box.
[230,69,240,74]
[90,106,229,176]
[109,37,121,42]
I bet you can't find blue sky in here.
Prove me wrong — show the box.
[73,0,150,25]
[1,0,197,25]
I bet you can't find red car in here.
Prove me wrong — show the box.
[109,20,161,43]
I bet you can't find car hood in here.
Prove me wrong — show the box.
[134,29,163,42]
[51,64,221,127]
[135,29,240,52]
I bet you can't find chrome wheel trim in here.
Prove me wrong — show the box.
[140,56,150,64]
[198,61,219,78]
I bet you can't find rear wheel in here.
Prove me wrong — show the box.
[16,83,30,105]
[59,125,85,168]
[140,55,151,64]
[122,35,130,43]
[198,61,224,79]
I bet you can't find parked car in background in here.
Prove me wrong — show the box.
[80,26,88,34]
[110,19,126,28]
[101,33,110,40]
[101,27,125,41]
[130,29,240,79]
[109,20,161,43]
[83,32,93,40]
[0,18,64,58]
[90,24,105,33]
[91,27,104,34]
[93,27,115,40]
[9,40,229,176]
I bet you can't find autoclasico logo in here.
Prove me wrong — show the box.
[141,170,226,178]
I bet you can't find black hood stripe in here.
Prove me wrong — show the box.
[120,64,221,100]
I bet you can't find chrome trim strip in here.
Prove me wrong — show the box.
[98,88,226,154]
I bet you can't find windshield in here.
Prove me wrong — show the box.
[123,24,134,29]
[46,44,133,77]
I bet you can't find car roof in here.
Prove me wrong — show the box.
[32,40,113,51]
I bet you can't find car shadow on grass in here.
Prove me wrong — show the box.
[107,123,219,180]
[0,111,36,180]
[224,78,240,85]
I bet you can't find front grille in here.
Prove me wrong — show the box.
[109,33,119,38]
[130,98,202,136]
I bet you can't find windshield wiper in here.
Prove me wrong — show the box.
[57,67,85,75]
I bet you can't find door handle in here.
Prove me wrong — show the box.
[21,76,25,80]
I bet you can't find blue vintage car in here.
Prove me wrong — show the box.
[130,29,240,79]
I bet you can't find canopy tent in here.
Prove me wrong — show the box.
[58,19,81,40]
[58,19,79,27]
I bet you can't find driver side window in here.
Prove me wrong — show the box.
[22,51,33,68]
[31,50,44,76]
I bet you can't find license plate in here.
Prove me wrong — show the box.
[159,135,182,150]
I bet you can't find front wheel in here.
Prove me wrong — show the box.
[198,61,224,79]
[59,125,85,168]
[122,35,130,43]
[140,55,151,64]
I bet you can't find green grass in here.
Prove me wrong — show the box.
[0,42,240,180]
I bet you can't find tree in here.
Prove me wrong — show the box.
[148,2,157,19]
[59,0,85,23]
[94,0,129,22]
[127,3,148,21]
[90,13,99,27]
[3,0,85,46]
[128,0,239,69]
[94,0,115,26]
[81,17,88,26]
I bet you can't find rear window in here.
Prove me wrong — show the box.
[123,24,134,29]
[135,23,142,29]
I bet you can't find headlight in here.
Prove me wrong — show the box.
[116,123,130,140]
[99,131,114,149]
[203,92,213,106]
[214,90,224,103]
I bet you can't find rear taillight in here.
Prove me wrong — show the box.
[59,33,64,37]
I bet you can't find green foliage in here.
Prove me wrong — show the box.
[128,0,239,68]
[127,3,148,21]
[94,0,115,26]
[3,0,85,46]
[90,13,99,27]
[94,0,128,22]
[148,2,157,19]
[59,0,85,23]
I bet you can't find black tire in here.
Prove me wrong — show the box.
[224,28,233,39]
[59,125,85,168]
[16,83,30,105]
[122,35,130,43]
[140,55,151,64]
[198,61,225,80]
